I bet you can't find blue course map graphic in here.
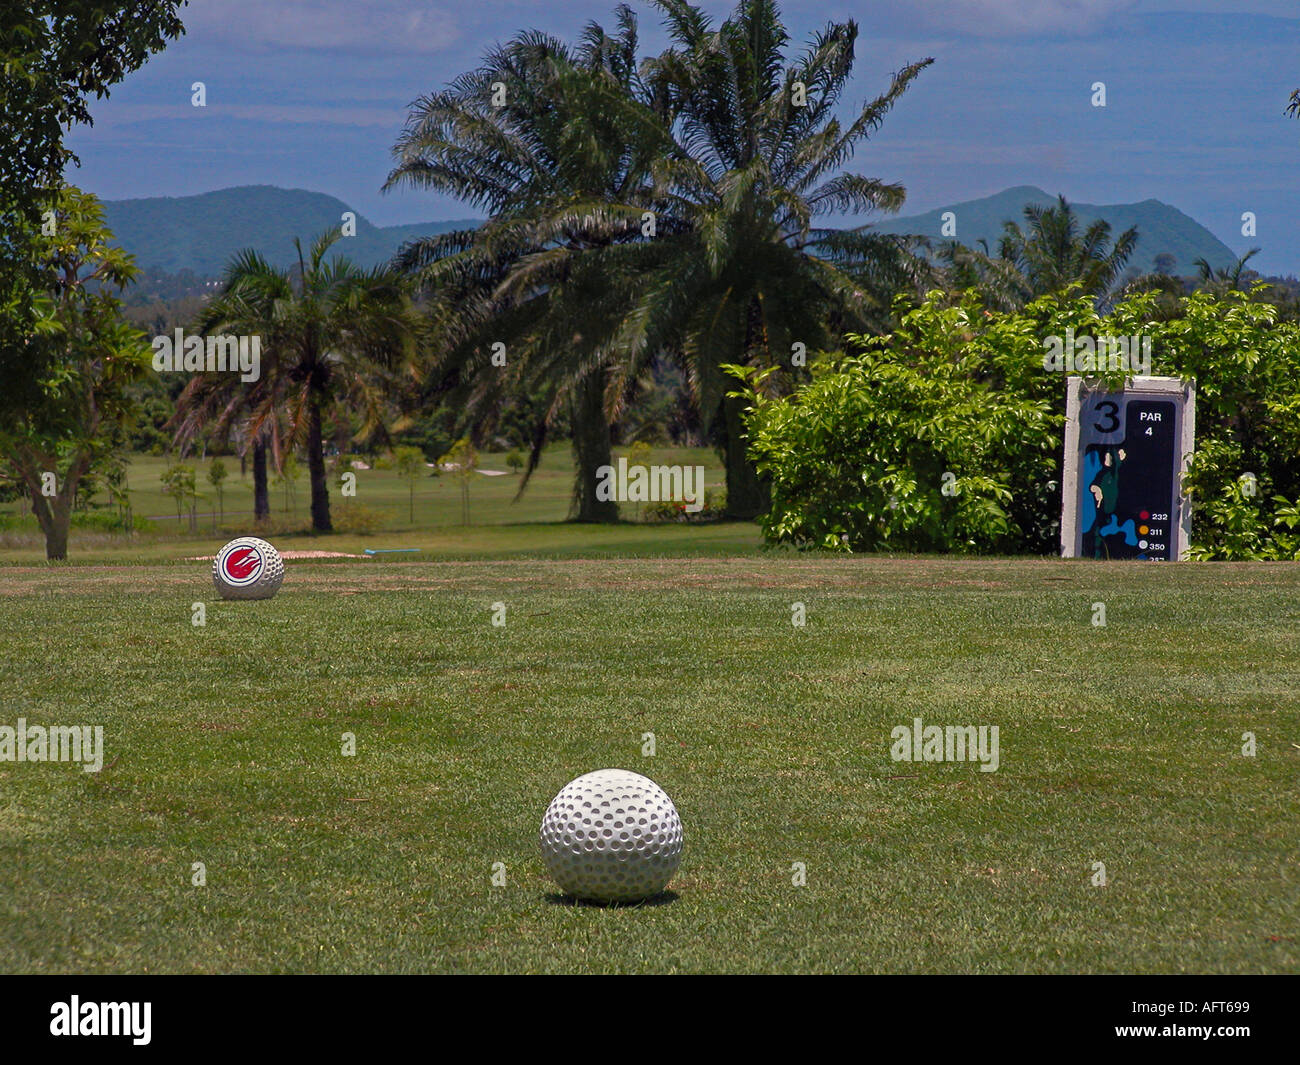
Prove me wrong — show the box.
[1079,398,1176,561]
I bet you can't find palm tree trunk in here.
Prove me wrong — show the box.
[723,297,770,520]
[252,441,270,522]
[569,369,618,523]
[721,391,768,519]
[307,396,332,532]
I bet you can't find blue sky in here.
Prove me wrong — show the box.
[64,0,1300,274]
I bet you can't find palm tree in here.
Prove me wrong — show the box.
[935,238,1034,311]
[386,8,676,522]
[1193,248,1260,295]
[589,0,933,517]
[995,194,1138,302]
[389,0,931,521]
[171,367,277,524]
[177,232,418,532]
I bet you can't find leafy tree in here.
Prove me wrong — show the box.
[0,187,149,559]
[1115,255,1187,320]
[1153,253,1178,276]
[390,407,454,465]
[0,3,185,415]
[1157,288,1300,558]
[177,232,419,532]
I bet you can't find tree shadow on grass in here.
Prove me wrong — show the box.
[544,890,678,909]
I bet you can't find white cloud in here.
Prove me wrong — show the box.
[181,0,461,54]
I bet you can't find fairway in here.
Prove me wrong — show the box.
[0,446,762,563]
[1,556,1296,974]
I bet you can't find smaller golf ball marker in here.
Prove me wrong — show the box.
[213,536,285,600]
[540,769,683,903]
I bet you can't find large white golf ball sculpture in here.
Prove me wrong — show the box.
[540,769,683,903]
[212,536,285,600]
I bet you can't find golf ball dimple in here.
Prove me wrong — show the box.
[540,769,683,903]
[212,536,285,600]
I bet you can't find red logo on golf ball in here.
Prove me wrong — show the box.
[219,544,264,585]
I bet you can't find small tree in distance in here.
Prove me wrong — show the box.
[392,445,425,524]
[161,463,197,532]
[439,438,478,526]
[106,459,132,538]
[273,452,300,516]
[626,441,653,522]
[207,459,227,530]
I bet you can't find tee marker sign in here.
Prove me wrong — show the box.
[1060,376,1195,561]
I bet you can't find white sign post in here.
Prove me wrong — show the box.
[1060,376,1195,561]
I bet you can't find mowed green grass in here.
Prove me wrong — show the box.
[0,445,762,563]
[0,557,1297,973]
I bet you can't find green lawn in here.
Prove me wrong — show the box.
[0,556,1296,973]
[0,445,761,563]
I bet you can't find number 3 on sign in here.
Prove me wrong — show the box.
[1094,401,1119,433]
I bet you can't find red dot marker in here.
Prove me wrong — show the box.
[1139,510,1150,520]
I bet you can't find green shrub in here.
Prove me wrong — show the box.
[0,511,151,533]
[71,511,152,533]
[731,297,1057,552]
[644,488,727,523]
[333,502,387,535]
[733,287,1300,558]
[1159,291,1300,558]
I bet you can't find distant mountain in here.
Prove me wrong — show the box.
[101,186,481,276]
[103,183,1239,282]
[872,185,1238,276]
